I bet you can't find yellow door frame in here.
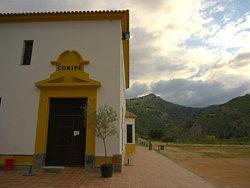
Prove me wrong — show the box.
[34,87,98,156]
[33,50,101,169]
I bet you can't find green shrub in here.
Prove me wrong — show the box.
[135,132,139,141]
[140,135,147,140]
[206,135,217,144]
[148,129,164,141]
[163,137,176,142]
[140,135,150,140]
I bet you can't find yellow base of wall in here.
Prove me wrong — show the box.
[0,153,126,172]
[0,155,33,166]
[95,157,113,167]
[125,144,135,153]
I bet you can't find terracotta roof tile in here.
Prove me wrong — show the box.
[0,10,129,16]
[125,111,137,118]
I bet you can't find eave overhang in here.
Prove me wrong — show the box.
[0,10,130,88]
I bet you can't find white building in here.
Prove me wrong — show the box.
[0,10,136,172]
[125,111,137,153]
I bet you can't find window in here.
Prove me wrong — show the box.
[127,124,133,143]
[21,40,33,65]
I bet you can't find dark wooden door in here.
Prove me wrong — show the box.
[46,98,87,166]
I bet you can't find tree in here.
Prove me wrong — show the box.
[149,129,164,140]
[87,104,119,165]
[206,135,217,144]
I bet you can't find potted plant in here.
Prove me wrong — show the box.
[87,104,119,178]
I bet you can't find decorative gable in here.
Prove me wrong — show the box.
[35,50,101,88]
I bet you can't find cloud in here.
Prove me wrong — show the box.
[211,57,226,69]
[205,11,250,49]
[228,52,250,68]
[150,79,250,107]
[126,78,250,107]
[210,51,250,77]
[1,0,250,107]
[200,0,217,11]
[126,82,150,99]
[127,0,172,32]
[211,4,225,13]
[208,4,226,16]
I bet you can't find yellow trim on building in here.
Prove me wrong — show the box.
[0,155,33,166]
[34,50,101,157]
[34,88,98,155]
[95,157,113,167]
[0,10,130,88]
[125,144,135,153]
[0,156,12,165]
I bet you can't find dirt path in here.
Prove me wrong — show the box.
[150,143,250,188]
[173,158,250,188]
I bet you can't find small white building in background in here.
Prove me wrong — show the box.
[125,111,137,153]
[0,10,136,172]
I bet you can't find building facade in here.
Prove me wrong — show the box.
[0,10,134,172]
[125,111,137,153]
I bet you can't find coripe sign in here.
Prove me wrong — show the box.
[57,66,83,71]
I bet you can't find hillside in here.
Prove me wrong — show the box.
[126,94,216,135]
[170,94,250,139]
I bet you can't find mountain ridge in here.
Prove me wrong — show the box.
[126,93,250,139]
[126,93,217,135]
[172,94,250,139]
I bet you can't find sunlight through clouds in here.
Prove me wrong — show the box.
[1,0,249,107]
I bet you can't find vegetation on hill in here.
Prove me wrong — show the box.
[171,94,250,139]
[126,94,216,136]
[127,93,250,140]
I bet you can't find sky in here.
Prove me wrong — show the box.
[1,0,250,107]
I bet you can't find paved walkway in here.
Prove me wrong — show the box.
[0,147,215,188]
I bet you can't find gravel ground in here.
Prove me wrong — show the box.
[151,143,250,188]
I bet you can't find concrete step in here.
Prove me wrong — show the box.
[42,166,65,170]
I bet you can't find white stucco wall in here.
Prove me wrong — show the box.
[93,21,125,157]
[0,20,124,156]
[120,43,127,154]
[94,37,127,157]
